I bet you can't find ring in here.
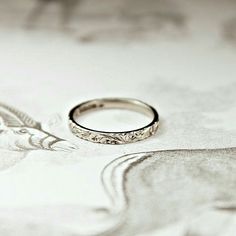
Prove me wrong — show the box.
[68,98,159,144]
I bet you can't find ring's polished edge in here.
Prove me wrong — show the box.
[68,98,159,145]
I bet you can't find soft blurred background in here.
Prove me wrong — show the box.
[0,0,235,42]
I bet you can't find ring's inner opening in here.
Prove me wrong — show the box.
[73,100,154,132]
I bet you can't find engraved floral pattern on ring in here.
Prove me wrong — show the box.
[69,120,159,144]
[68,98,159,145]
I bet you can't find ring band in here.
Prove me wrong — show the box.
[68,98,159,144]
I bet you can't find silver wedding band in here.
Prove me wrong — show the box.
[68,98,159,144]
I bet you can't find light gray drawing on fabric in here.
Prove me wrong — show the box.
[0,102,76,170]
[0,102,235,236]
[100,147,236,236]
